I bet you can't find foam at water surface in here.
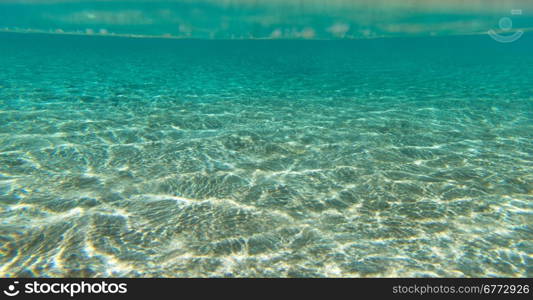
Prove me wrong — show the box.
[0,32,532,277]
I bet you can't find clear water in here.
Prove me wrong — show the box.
[0,32,532,277]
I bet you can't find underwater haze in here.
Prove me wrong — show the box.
[0,1,532,278]
[2,0,533,39]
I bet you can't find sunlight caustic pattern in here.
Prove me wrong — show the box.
[0,32,532,277]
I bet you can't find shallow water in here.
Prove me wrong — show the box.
[0,32,532,277]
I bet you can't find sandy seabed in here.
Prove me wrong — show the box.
[0,33,532,277]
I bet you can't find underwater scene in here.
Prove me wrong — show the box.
[0,0,532,278]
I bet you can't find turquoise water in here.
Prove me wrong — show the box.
[0,32,532,277]
[2,0,533,39]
